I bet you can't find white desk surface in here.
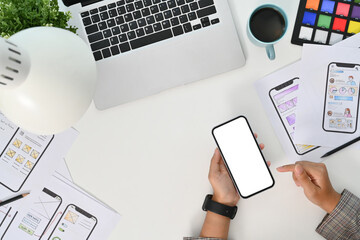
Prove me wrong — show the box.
[66,0,360,239]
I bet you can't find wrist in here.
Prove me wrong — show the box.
[212,194,239,207]
[321,191,341,213]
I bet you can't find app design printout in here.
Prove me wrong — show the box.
[2,188,61,240]
[323,63,360,133]
[48,204,97,240]
[270,79,318,154]
[0,124,54,192]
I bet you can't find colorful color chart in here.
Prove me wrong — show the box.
[292,0,360,46]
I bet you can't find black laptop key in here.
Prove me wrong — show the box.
[188,12,196,21]
[136,28,145,37]
[133,10,142,19]
[85,24,99,34]
[120,23,130,32]
[164,10,173,19]
[159,2,168,11]
[93,51,103,61]
[155,13,164,22]
[144,0,152,6]
[126,3,135,12]
[189,2,198,11]
[108,3,117,8]
[193,24,201,30]
[172,25,183,36]
[124,13,134,22]
[81,11,90,17]
[112,26,121,35]
[126,0,134,3]
[129,21,138,30]
[99,5,108,11]
[103,29,112,38]
[176,0,185,6]
[130,29,173,49]
[162,20,171,28]
[144,25,154,34]
[100,12,110,20]
[141,8,151,16]
[181,4,190,13]
[135,1,144,9]
[102,48,112,58]
[170,17,180,26]
[99,21,108,30]
[183,22,192,32]
[110,36,120,45]
[172,7,181,16]
[88,32,104,43]
[117,0,125,5]
[107,19,116,27]
[198,0,213,8]
[82,17,92,26]
[109,9,118,17]
[138,18,146,27]
[91,39,110,51]
[111,45,121,55]
[211,18,219,24]
[116,16,125,25]
[146,16,156,24]
[91,14,101,23]
[186,0,194,2]
[118,6,126,14]
[90,9,99,14]
[197,6,216,18]
[127,31,137,40]
[153,22,162,31]
[201,17,210,27]
[119,33,128,42]
[153,0,161,3]
[179,14,188,23]
[150,5,159,14]
[119,42,131,52]
[168,0,176,8]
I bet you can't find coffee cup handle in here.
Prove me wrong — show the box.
[266,45,276,60]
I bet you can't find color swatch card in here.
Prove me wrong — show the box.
[292,0,360,46]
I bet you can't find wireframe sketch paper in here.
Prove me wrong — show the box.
[295,45,360,147]
[0,112,78,198]
[255,62,333,162]
[0,170,120,240]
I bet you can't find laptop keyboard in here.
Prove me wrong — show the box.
[81,0,220,61]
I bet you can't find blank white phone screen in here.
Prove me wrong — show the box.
[213,117,274,198]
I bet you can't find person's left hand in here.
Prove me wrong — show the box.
[208,134,267,206]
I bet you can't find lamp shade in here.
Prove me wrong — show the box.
[0,27,97,135]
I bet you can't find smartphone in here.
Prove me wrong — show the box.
[212,116,274,198]
[323,63,360,133]
[0,130,54,192]
[48,204,97,240]
[2,188,62,240]
[269,78,319,155]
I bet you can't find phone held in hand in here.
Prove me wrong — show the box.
[212,116,274,198]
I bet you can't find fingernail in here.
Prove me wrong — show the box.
[276,166,283,170]
[295,165,303,176]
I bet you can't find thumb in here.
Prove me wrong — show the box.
[294,164,315,193]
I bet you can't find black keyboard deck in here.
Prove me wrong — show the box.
[81,0,220,61]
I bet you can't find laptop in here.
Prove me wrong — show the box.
[62,0,246,110]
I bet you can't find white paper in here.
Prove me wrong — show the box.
[0,171,120,240]
[296,45,360,147]
[255,62,333,162]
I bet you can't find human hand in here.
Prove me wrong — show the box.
[277,161,341,213]
[208,134,267,206]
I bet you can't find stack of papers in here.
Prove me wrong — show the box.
[255,34,360,162]
[0,113,120,239]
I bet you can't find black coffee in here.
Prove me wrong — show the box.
[250,7,286,43]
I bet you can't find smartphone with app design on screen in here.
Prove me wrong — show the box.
[212,116,274,199]
[48,204,97,240]
[269,78,319,155]
[323,63,360,133]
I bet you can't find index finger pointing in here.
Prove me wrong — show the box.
[276,164,295,172]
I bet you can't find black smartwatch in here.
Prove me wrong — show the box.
[202,194,237,219]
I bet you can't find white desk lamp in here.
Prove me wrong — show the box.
[0,27,97,135]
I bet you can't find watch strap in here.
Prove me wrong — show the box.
[202,194,237,219]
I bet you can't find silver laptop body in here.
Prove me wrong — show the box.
[64,0,246,109]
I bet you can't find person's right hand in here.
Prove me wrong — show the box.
[277,161,341,213]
